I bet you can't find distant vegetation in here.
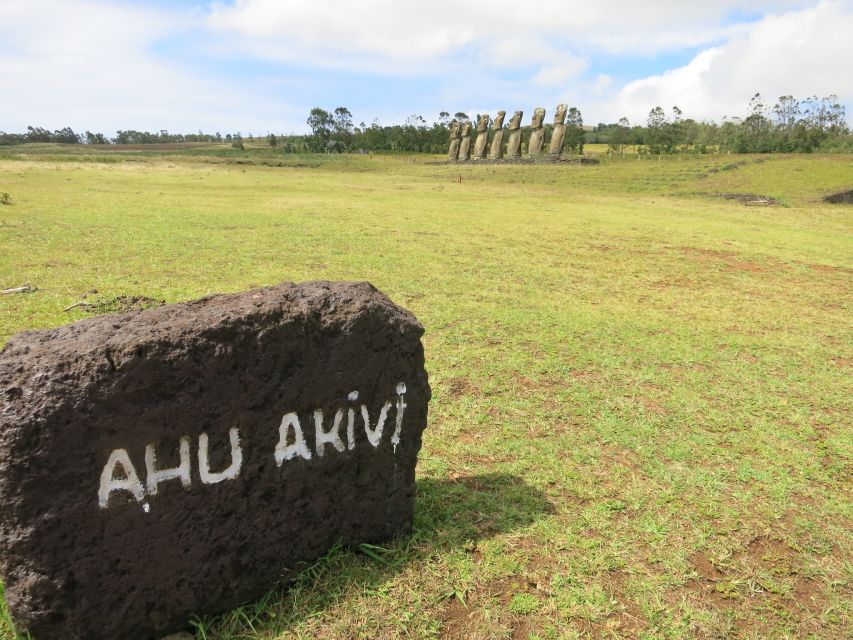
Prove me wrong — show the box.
[590,94,850,154]
[1,93,849,154]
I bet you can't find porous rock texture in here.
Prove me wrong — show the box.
[0,281,430,640]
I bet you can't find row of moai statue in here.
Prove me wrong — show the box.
[448,105,570,161]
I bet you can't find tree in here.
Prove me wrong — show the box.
[306,107,333,151]
[742,93,771,151]
[269,133,278,147]
[646,106,667,154]
[332,107,354,150]
[667,106,683,151]
[85,131,107,145]
[608,117,630,155]
[565,107,585,155]
[773,95,800,129]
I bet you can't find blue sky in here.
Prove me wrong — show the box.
[1,1,851,134]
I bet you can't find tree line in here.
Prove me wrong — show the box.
[590,94,849,154]
[0,127,251,146]
[1,93,848,153]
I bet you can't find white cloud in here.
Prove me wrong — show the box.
[203,0,826,125]
[609,1,853,123]
[0,0,301,133]
[1,0,848,132]
[592,74,614,95]
[532,57,588,86]
[208,1,808,61]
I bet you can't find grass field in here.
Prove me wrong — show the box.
[0,147,851,639]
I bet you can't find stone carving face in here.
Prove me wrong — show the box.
[476,114,490,132]
[449,120,461,138]
[532,108,545,127]
[493,111,506,128]
[461,122,472,137]
[508,111,523,129]
[554,104,568,124]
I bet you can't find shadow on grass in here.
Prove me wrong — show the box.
[190,473,555,639]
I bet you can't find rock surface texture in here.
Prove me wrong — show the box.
[0,281,430,640]
[447,119,462,161]
[489,111,507,160]
[506,111,523,159]
[549,104,568,155]
[528,108,546,157]
[473,114,490,160]
[458,121,473,161]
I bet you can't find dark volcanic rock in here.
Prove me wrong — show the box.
[824,189,853,204]
[0,281,430,640]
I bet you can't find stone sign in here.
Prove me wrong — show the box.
[0,282,430,640]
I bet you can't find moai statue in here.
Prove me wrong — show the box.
[527,108,546,157]
[506,110,523,159]
[447,119,461,162]
[458,121,473,161]
[549,104,568,155]
[488,111,506,160]
[473,114,490,160]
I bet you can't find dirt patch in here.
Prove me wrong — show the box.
[682,247,737,260]
[717,192,779,206]
[456,432,480,445]
[681,247,783,273]
[517,375,565,392]
[602,570,648,635]
[724,260,769,273]
[742,536,794,565]
[678,553,739,609]
[690,551,724,581]
[441,595,474,638]
[807,263,838,273]
[598,445,641,473]
[676,537,831,622]
[823,189,853,204]
[793,261,853,275]
[447,376,475,398]
[512,620,538,640]
[731,536,826,614]
[636,396,667,415]
[569,369,602,382]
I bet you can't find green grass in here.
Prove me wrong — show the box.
[0,148,851,639]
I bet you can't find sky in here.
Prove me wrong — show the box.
[1,0,851,135]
